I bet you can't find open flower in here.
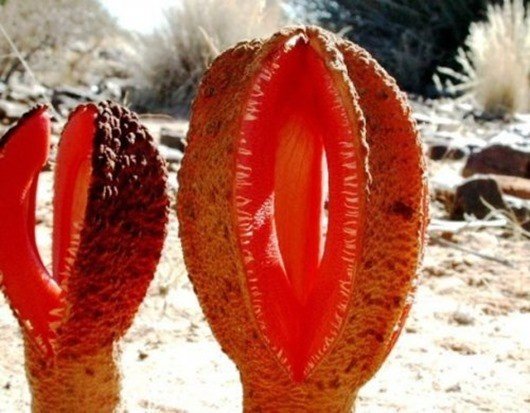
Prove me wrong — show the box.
[178,26,428,411]
[0,102,168,412]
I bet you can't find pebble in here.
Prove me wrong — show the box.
[451,176,507,219]
[452,310,476,326]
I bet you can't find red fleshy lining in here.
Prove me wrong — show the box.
[235,38,364,381]
[0,108,61,354]
[53,105,96,284]
[0,106,96,355]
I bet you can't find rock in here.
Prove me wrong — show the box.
[445,383,462,393]
[424,130,486,161]
[52,94,81,117]
[51,86,97,113]
[413,112,460,131]
[452,309,475,326]
[97,78,125,100]
[7,82,48,103]
[428,143,468,160]
[451,176,507,219]
[512,116,530,137]
[490,130,529,148]
[51,86,100,116]
[160,127,187,153]
[53,86,97,101]
[490,174,530,200]
[0,100,29,122]
[463,144,530,179]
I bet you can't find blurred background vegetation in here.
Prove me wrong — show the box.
[0,0,529,116]
[294,0,496,94]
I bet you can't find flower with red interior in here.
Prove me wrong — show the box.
[0,102,168,413]
[177,26,428,412]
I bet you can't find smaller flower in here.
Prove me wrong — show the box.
[0,102,168,412]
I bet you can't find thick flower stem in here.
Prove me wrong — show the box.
[25,341,121,413]
[241,375,358,413]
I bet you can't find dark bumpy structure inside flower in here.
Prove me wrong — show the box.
[0,102,168,356]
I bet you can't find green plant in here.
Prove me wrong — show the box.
[437,0,530,115]
[129,0,286,115]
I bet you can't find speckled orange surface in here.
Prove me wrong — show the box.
[178,26,427,412]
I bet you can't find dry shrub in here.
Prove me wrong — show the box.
[438,0,530,115]
[0,0,117,86]
[292,0,494,94]
[130,0,286,115]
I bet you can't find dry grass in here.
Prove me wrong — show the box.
[129,0,287,115]
[437,0,530,115]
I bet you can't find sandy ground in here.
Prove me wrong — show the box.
[1,165,529,412]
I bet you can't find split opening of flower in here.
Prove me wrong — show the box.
[0,105,98,354]
[234,35,366,382]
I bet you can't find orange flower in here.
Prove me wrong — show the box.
[0,102,169,412]
[178,26,428,411]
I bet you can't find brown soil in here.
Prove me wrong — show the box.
[1,168,529,412]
